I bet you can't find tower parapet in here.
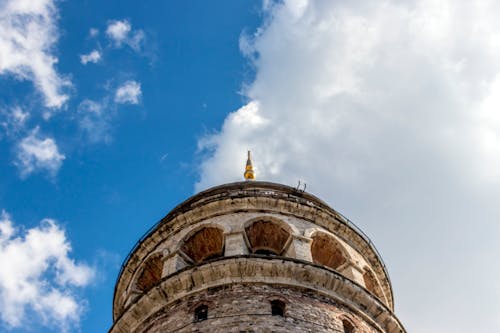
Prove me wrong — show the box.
[110,181,406,333]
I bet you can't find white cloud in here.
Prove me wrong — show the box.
[198,1,500,332]
[77,99,112,144]
[10,106,28,126]
[128,29,145,52]
[115,80,142,104]
[0,106,29,136]
[80,49,101,65]
[15,128,65,177]
[106,19,144,51]
[0,210,94,331]
[89,27,99,38]
[106,20,130,45]
[0,0,70,109]
[78,82,143,144]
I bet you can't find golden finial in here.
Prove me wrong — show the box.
[244,150,255,180]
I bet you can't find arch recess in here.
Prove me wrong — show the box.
[341,318,356,333]
[180,226,224,263]
[135,254,163,292]
[362,268,386,302]
[311,231,349,270]
[244,219,291,255]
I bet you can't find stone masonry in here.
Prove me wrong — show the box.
[109,181,406,333]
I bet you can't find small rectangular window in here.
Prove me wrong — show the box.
[270,300,285,316]
[194,305,208,322]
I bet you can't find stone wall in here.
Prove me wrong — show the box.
[135,284,381,333]
[110,257,405,333]
[115,211,391,316]
[113,182,395,319]
[110,182,406,333]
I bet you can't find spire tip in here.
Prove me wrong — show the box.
[244,150,255,180]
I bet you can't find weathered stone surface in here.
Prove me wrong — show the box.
[224,232,249,256]
[245,220,290,254]
[181,227,224,263]
[110,181,405,333]
[311,233,347,270]
[135,256,163,292]
[110,257,405,333]
[134,284,381,333]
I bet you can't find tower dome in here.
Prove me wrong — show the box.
[109,181,406,333]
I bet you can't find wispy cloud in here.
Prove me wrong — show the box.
[0,210,94,331]
[115,80,142,104]
[15,128,65,178]
[0,0,70,110]
[197,1,500,332]
[0,106,29,137]
[77,80,142,144]
[80,49,101,65]
[10,107,28,127]
[77,99,111,144]
[106,19,144,52]
[88,27,99,38]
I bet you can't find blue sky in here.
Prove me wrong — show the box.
[0,1,261,332]
[2,1,500,332]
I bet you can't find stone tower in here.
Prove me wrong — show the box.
[109,181,406,333]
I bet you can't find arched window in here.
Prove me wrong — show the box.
[362,269,384,300]
[135,255,163,292]
[245,220,290,255]
[194,304,208,322]
[270,300,286,316]
[181,227,224,264]
[342,319,355,333]
[311,233,347,270]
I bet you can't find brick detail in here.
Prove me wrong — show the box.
[135,284,381,333]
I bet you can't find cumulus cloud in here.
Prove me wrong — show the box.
[115,80,142,104]
[15,128,65,177]
[106,19,144,51]
[0,0,70,109]
[80,49,101,65]
[198,1,500,332]
[0,210,94,331]
[106,20,130,45]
